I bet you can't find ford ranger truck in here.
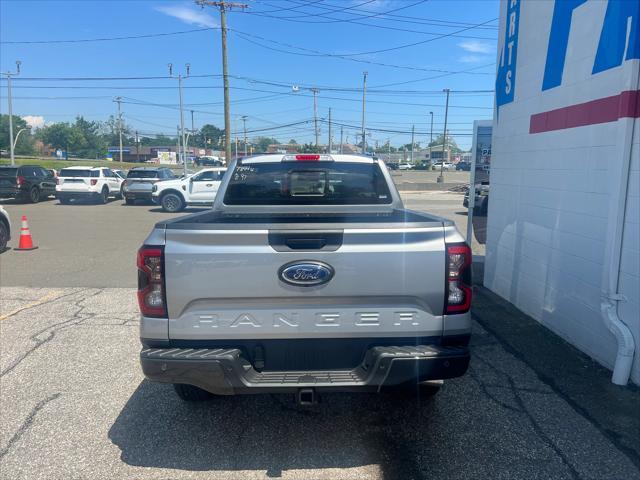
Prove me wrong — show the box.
[137,154,472,403]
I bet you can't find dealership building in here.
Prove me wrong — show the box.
[485,0,639,384]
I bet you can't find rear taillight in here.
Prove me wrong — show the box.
[137,246,167,317]
[296,154,320,161]
[445,243,472,314]
[90,179,98,186]
[16,175,25,186]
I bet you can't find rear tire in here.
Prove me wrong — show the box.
[173,384,214,401]
[0,221,8,252]
[29,186,40,203]
[161,192,185,213]
[100,187,109,204]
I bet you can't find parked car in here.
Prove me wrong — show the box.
[152,167,227,212]
[386,163,399,170]
[456,162,471,171]
[0,165,57,203]
[464,182,490,215]
[0,205,10,252]
[56,166,124,204]
[398,163,414,170]
[138,153,472,402]
[195,156,224,167]
[431,162,454,171]
[122,167,176,205]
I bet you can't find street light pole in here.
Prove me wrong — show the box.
[438,89,451,184]
[311,88,319,148]
[12,127,27,152]
[1,60,20,166]
[361,71,368,154]
[429,111,434,143]
[169,63,190,177]
[241,115,248,156]
[113,96,124,162]
[410,124,415,164]
[328,108,332,154]
[339,125,343,154]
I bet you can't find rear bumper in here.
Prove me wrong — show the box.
[125,191,153,201]
[140,344,470,395]
[56,191,101,200]
[0,187,24,198]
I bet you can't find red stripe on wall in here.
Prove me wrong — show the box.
[529,90,640,134]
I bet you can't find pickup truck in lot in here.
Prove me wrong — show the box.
[138,154,472,403]
[151,167,226,212]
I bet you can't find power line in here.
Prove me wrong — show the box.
[0,27,215,44]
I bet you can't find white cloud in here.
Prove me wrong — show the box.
[459,40,494,54]
[155,4,218,28]
[22,115,45,129]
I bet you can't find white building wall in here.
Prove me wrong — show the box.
[485,0,640,383]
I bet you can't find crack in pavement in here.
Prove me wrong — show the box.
[0,289,104,378]
[0,393,61,460]
[0,289,82,321]
[473,352,583,480]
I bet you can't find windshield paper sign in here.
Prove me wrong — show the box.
[496,0,521,116]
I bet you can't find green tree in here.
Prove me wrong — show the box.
[428,134,461,153]
[298,143,322,153]
[288,139,298,145]
[0,115,35,155]
[73,116,106,157]
[101,115,133,146]
[194,124,223,149]
[140,134,177,147]
[254,137,279,153]
[38,122,87,156]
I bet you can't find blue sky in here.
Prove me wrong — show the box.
[0,0,499,149]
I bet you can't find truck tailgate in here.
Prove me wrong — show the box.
[164,226,446,339]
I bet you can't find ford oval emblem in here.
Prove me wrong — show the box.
[279,261,334,287]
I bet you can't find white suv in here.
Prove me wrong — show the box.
[56,166,124,204]
[151,167,226,212]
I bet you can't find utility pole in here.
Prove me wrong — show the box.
[1,60,20,166]
[410,124,415,163]
[339,125,344,154]
[328,108,332,154]
[241,115,248,156]
[135,130,140,162]
[190,109,195,132]
[438,89,451,184]
[429,111,434,143]
[311,88,319,147]
[361,71,368,154]
[176,126,181,164]
[196,1,248,164]
[387,138,391,163]
[113,96,123,162]
[169,63,190,177]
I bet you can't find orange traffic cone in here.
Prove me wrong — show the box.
[15,215,38,251]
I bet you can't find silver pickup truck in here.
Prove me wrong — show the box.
[137,154,472,403]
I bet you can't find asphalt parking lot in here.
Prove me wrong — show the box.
[2,287,638,480]
[1,191,637,480]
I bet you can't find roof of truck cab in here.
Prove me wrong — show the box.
[239,154,375,164]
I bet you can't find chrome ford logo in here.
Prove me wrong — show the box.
[279,261,334,286]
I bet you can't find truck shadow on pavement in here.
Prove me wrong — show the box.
[108,380,439,479]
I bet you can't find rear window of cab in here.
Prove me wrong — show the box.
[223,161,392,205]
